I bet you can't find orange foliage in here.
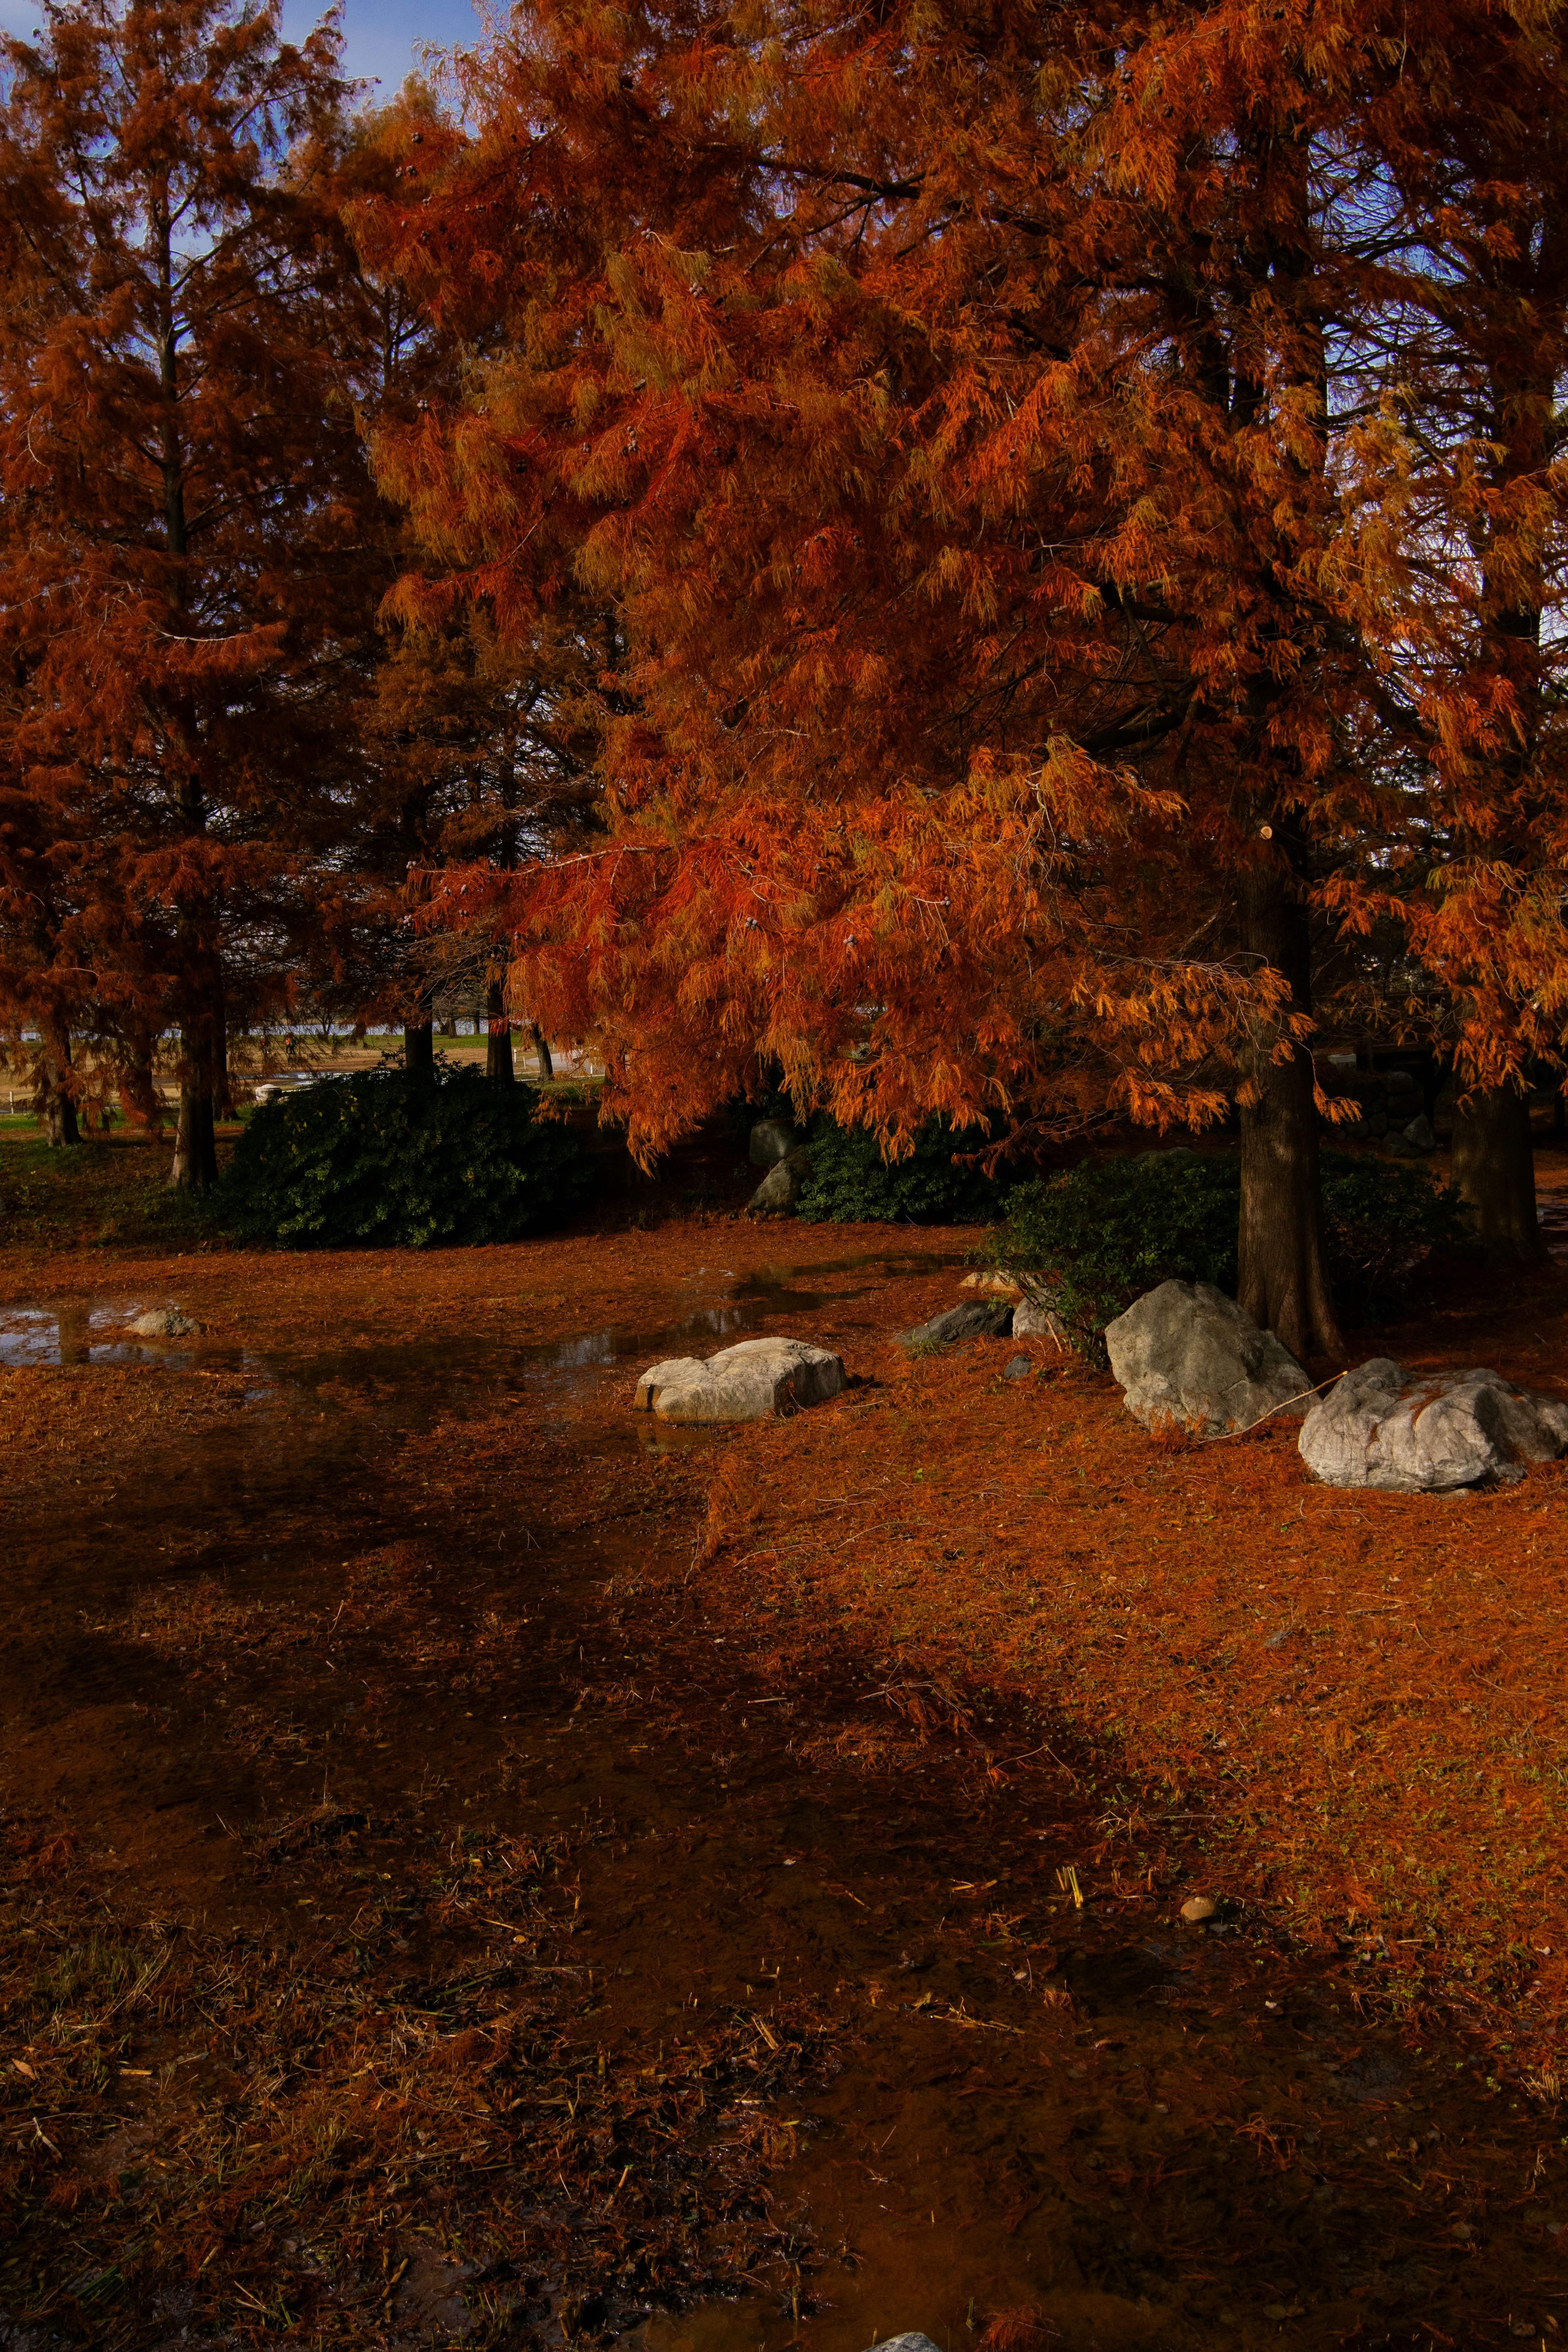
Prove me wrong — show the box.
[370,0,1566,1178]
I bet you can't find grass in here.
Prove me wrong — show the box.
[0,1131,233,1254]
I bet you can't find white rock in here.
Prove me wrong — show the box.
[1104,1280,1310,1437]
[863,2339,944,2352]
[634,1335,846,1422]
[129,1309,205,1339]
[1300,1360,1568,1492]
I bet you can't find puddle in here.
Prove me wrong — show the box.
[2,1252,1560,2349]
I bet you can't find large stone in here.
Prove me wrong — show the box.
[634,1335,846,1422]
[898,1301,1013,1347]
[130,1309,205,1339]
[747,1147,812,1216]
[1299,1359,1568,1491]
[1104,1280,1311,1437]
[749,1116,803,1167]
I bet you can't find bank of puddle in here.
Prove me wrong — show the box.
[2,1254,1562,2350]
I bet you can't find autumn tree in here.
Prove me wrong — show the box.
[365,0,1568,1350]
[1365,14,1568,1261]
[0,0,378,1186]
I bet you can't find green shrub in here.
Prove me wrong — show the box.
[986,1147,1467,1355]
[795,1115,1005,1224]
[222,1063,591,1248]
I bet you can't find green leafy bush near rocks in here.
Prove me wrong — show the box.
[794,1116,1006,1224]
[987,1148,1468,1353]
[223,1064,591,1248]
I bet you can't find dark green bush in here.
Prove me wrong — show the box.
[795,1115,1005,1224]
[986,1147,1467,1354]
[223,1063,591,1248]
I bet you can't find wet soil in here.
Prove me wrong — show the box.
[2,1231,1566,2351]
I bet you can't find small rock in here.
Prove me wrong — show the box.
[748,1116,802,1168]
[1300,1359,1568,1491]
[1013,1297,1069,1345]
[1105,1280,1311,1437]
[634,1335,845,1422]
[746,1146,812,1216]
[1180,1895,1218,1924]
[897,1301,1013,1347]
[129,1309,205,1339]
[1003,1354,1030,1380]
[960,1270,1025,1299]
[1401,1112,1436,1151]
[862,2339,943,2352]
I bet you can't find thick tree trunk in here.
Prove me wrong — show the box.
[1235,858,1343,1363]
[404,1020,435,1080]
[117,1037,162,1134]
[168,1015,218,1191]
[38,1031,80,1147]
[168,997,221,1195]
[530,1023,554,1082]
[1451,1085,1545,1261]
[486,981,513,1084]
[169,1084,217,1189]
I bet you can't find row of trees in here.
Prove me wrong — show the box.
[2,0,1565,1359]
[0,1,597,1183]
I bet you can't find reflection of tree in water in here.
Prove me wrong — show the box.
[55,1300,88,1365]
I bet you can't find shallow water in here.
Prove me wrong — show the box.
[2,1255,1561,2350]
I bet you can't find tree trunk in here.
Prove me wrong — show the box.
[38,1031,80,1147]
[405,1020,435,1080]
[530,1023,554,1082]
[1235,857,1343,1362]
[168,989,221,1192]
[117,1036,162,1134]
[486,981,513,1083]
[1451,1084,1545,1261]
[169,1082,217,1189]
[168,1013,219,1191]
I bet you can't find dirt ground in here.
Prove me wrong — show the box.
[4,1170,1568,2350]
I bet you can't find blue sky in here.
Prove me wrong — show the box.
[0,3,483,96]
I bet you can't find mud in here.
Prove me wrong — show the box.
[2,1240,1565,2350]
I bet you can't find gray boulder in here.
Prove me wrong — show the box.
[898,1300,1013,1347]
[1300,1359,1568,1491]
[747,1146,812,1216]
[1105,1280,1311,1436]
[1013,1296,1069,1345]
[634,1335,845,1422]
[749,1116,803,1167]
[130,1309,205,1339]
[1402,1113,1436,1152]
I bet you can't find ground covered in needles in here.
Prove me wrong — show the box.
[4,1185,1568,2348]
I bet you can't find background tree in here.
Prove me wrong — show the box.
[0,0,372,1186]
